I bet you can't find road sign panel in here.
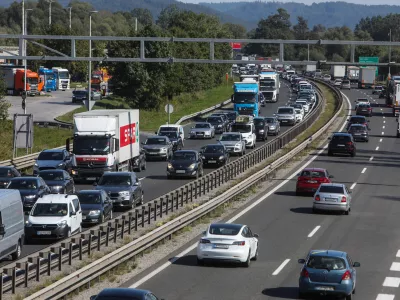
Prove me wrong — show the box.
[165,104,174,114]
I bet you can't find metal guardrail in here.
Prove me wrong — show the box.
[0,79,336,298]
[175,99,231,125]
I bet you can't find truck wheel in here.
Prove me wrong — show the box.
[11,241,22,260]
[141,160,146,170]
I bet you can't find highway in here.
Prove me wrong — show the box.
[124,86,400,300]
[0,81,301,266]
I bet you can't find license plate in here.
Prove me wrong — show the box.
[325,198,336,202]
[354,133,361,135]
[316,286,334,291]
[176,170,186,174]
[208,160,216,163]
[214,244,229,249]
[87,177,96,181]
[337,144,345,147]
[362,110,367,112]
[282,120,288,122]
[308,180,317,183]
[197,133,203,135]
[37,231,51,235]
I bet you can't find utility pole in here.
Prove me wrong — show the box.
[23,8,33,114]
[47,0,54,26]
[88,11,98,111]
[134,17,137,32]
[67,7,72,31]
[389,29,392,77]
[21,0,24,66]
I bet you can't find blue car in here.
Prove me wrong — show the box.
[298,250,360,299]
[90,288,162,300]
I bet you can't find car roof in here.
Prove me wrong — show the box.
[204,144,224,147]
[308,250,347,258]
[210,223,244,230]
[37,194,77,204]
[102,172,132,176]
[319,183,345,187]
[39,169,64,173]
[148,135,168,139]
[350,123,366,127]
[11,176,39,181]
[41,149,64,153]
[222,132,240,135]
[97,288,151,297]
[195,122,210,124]
[302,168,326,172]
[175,150,197,154]
[350,115,367,119]
[159,125,180,128]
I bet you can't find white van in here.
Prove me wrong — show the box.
[25,194,83,242]
[0,189,25,260]
[156,125,185,145]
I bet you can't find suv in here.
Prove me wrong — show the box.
[33,149,72,175]
[78,190,113,225]
[347,115,369,130]
[372,85,383,95]
[25,194,83,242]
[275,106,296,125]
[141,136,174,160]
[210,113,231,131]
[356,103,372,117]
[217,132,246,156]
[328,133,356,157]
[348,124,369,142]
[341,79,351,90]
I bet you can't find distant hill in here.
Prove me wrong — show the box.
[200,1,400,29]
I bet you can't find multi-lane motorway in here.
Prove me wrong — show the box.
[123,87,400,300]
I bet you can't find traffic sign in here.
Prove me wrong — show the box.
[359,56,379,76]
[165,104,174,114]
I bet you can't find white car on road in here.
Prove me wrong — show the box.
[196,223,259,267]
[296,100,310,113]
[295,108,304,122]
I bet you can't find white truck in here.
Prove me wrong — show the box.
[358,67,375,89]
[259,71,280,103]
[52,67,70,90]
[305,65,316,72]
[330,65,346,79]
[66,109,140,182]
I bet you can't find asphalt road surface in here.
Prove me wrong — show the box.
[122,87,400,300]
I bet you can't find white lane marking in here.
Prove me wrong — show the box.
[383,116,386,119]
[376,146,380,151]
[369,156,374,161]
[272,259,291,275]
[383,277,400,287]
[376,294,395,300]
[382,132,385,135]
[129,92,352,288]
[139,177,146,181]
[381,108,383,110]
[383,126,385,129]
[380,139,383,142]
[361,168,367,173]
[396,249,400,257]
[390,262,400,271]
[384,121,386,124]
[307,226,321,238]
[350,183,357,190]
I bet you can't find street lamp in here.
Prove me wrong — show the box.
[66,7,72,31]
[46,0,55,26]
[88,10,98,111]
[389,29,392,77]
[23,8,33,114]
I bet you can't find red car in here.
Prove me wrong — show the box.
[296,168,334,195]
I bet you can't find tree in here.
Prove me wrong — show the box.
[0,72,10,121]
[293,17,309,40]
[131,8,153,27]
[223,23,247,39]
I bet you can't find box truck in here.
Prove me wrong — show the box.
[358,67,375,89]
[66,110,140,182]
[347,66,360,83]
[1,65,42,96]
[330,65,346,79]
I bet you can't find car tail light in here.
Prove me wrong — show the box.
[323,178,330,183]
[368,108,372,111]
[341,270,351,280]
[200,239,210,244]
[233,241,246,246]
[341,196,347,202]
[315,195,320,201]
[347,142,353,146]
[300,268,309,278]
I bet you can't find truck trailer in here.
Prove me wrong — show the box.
[1,65,42,96]
[330,65,346,79]
[347,66,360,83]
[66,109,140,182]
[52,67,70,90]
[259,71,280,103]
[358,67,375,89]
[386,75,400,116]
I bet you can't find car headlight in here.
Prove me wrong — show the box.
[218,125,222,127]
[25,220,32,227]
[201,156,206,159]
[259,129,264,133]
[119,191,130,196]
[34,163,38,167]
[218,155,225,160]
[160,147,167,152]
[188,163,196,170]
[52,185,63,190]
[25,195,36,199]
[57,163,64,167]
[167,163,174,170]
[290,116,295,119]
[89,210,101,216]
[190,131,195,134]
[205,131,210,135]
[134,158,139,163]
[235,143,241,148]
[57,220,67,227]
[269,126,276,129]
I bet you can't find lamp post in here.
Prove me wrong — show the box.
[88,10,98,111]
[23,8,33,114]
[22,0,24,66]
[46,0,55,26]
[66,7,72,31]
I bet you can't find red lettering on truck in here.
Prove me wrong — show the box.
[120,123,137,147]
[76,157,107,162]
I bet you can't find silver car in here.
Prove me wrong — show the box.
[189,122,215,139]
[141,136,173,160]
[275,107,296,126]
[264,117,280,135]
[217,132,246,156]
[341,79,351,90]
[313,183,352,215]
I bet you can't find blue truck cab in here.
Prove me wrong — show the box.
[39,67,56,92]
[232,79,260,117]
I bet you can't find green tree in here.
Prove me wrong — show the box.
[0,71,10,121]
[131,8,154,27]
[223,23,247,39]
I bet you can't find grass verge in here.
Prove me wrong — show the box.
[0,121,72,162]
[70,82,88,88]
[57,78,236,132]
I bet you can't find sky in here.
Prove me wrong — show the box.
[184,0,400,5]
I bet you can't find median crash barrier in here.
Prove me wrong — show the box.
[0,79,333,298]
[22,80,343,300]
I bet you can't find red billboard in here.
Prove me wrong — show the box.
[120,123,137,148]
[230,42,242,50]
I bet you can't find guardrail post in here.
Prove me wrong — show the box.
[159,198,163,218]
[128,212,133,234]
[135,209,139,231]
[11,267,16,294]
[25,261,29,287]
[141,206,145,227]
[154,201,158,221]
[121,217,126,239]
[36,257,40,281]
[97,230,102,251]
[114,220,119,243]
[165,195,169,214]
[193,182,197,199]
[148,203,151,225]
[202,178,205,195]
[88,233,92,256]
[170,193,174,212]
[47,252,52,276]
[189,184,193,202]
[0,274,3,299]
[69,243,73,265]
[175,191,179,210]
[106,225,110,246]
[180,188,184,206]
[79,238,83,260]
[58,247,63,271]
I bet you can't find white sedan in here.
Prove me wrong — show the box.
[296,100,310,113]
[196,223,259,267]
[295,109,304,122]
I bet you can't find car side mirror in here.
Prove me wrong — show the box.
[329,175,334,178]
[353,262,360,267]
[70,211,76,216]
[253,233,259,238]
[0,224,5,235]
[134,182,139,186]
[298,259,305,264]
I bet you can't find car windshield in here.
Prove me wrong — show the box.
[195,123,211,129]
[78,193,101,204]
[37,152,63,161]
[349,125,366,132]
[233,93,257,103]
[225,112,238,121]
[254,119,264,127]
[204,146,224,154]
[220,134,241,141]
[342,80,350,84]
[159,132,178,139]
[209,224,241,236]
[172,152,196,161]
[277,108,294,114]
[307,255,346,270]
[32,203,68,216]
[375,86,383,90]
[0,169,12,177]
[159,127,178,134]
[207,117,222,123]
[73,136,111,155]
[8,179,38,190]
[146,138,167,145]
[98,176,131,186]
[357,104,370,108]
[319,185,344,194]
[231,124,251,133]
[301,170,325,177]
[73,91,86,96]
[39,172,64,181]
[264,118,275,124]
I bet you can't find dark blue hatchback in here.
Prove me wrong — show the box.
[90,288,162,300]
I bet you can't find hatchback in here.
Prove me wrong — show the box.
[341,80,351,90]
[298,250,360,299]
[328,133,356,157]
[346,115,369,131]
[313,183,352,214]
[296,168,333,195]
[348,124,369,142]
[355,103,372,117]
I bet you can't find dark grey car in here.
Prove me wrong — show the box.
[141,136,173,160]
[0,166,21,189]
[264,117,280,135]
[347,124,369,142]
[94,172,144,209]
[33,149,72,175]
[39,170,75,194]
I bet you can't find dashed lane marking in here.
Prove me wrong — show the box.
[376,294,395,300]
[396,250,400,257]
[383,126,386,129]
[307,226,321,238]
[382,132,385,135]
[376,146,380,151]
[383,277,400,287]
[361,168,367,173]
[380,139,383,142]
[350,183,357,190]
[390,262,400,271]
[370,157,374,161]
[272,259,291,275]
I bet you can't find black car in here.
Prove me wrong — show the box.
[348,124,369,142]
[133,149,146,172]
[158,131,184,151]
[347,115,369,131]
[254,117,268,141]
[78,190,113,225]
[379,88,386,98]
[72,90,87,103]
[7,177,50,212]
[167,150,203,179]
[210,113,231,132]
[200,144,230,167]
[90,288,161,300]
[39,170,75,194]
[224,111,239,127]
[328,133,356,157]
[206,116,226,134]
[355,103,372,117]
[0,166,21,189]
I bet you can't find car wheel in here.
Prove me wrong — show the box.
[11,241,22,260]
[67,229,72,238]
[298,292,307,299]
[346,293,352,300]
[142,160,146,170]
[351,152,356,157]
[243,251,251,267]
[109,210,113,220]
[197,257,204,266]
[328,151,333,156]
[353,285,356,294]
[366,139,369,142]
[296,190,302,196]
[251,244,259,261]
[167,175,172,179]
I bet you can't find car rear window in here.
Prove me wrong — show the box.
[209,224,241,236]
[332,135,351,142]
[307,255,346,270]
[350,117,366,123]
[301,171,325,177]
[319,185,344,194]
